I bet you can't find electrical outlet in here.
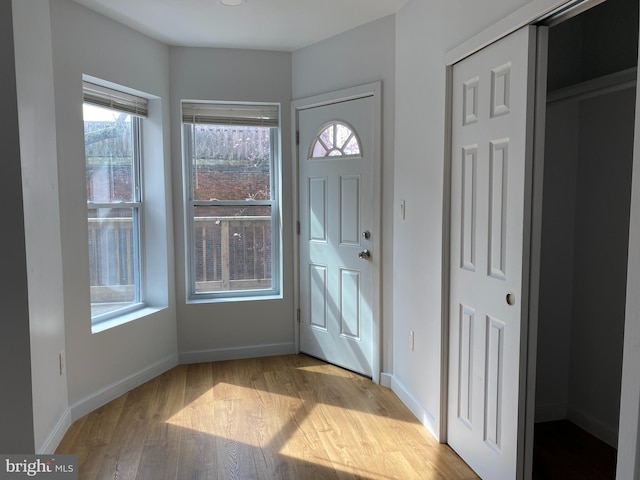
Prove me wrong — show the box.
[409,330,414,351]
[59,351,65,376]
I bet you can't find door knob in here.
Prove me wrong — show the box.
[362,231,371,240]
[358,249,371,260]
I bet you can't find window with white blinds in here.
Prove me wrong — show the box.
[83,81,148,117]
[182,102,282,300]
[83,81,146,323]
[181,102,278,127]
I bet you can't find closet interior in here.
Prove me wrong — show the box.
[533,0,639,477]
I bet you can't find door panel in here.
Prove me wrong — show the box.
[448,26,536,480]
[298,96,375,377]
[309,177,327,242]
[341,176,360,244]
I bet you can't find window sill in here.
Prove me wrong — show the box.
[91,305,167,334]
[186,293,283,305]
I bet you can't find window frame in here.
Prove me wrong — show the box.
[182,102,282,302]
[84,100,146,325]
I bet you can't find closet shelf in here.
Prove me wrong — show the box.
[547,67,637,104]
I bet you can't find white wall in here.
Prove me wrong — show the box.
[0,0,35,454]
[394,0,530,438]
[536,91,634,446]
[50,0,177,415]
[170,47,295,361]
[568,88,635,446]
[565,13,637,446]
[535,100,579,422]
[292,15,396,375]
[12,0,69,454]
[535,0,637,446]
[534,19,585,422]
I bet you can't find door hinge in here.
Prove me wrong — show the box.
[297,308,301,323]
[296,131,300,146]
[296,220,301,235]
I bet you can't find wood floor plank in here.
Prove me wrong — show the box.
[136,366,187,480]
[59,393,129,480]
[214,397,258,480]
[176,362,218,480]
[56,354,479,480]
[93,375,160,480]
[245,368,298,479]
[262,370,334,479]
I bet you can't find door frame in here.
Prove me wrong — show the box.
[443,0,640,478]
[292,82,382,383]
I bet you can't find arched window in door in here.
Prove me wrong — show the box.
[309,121,362,158]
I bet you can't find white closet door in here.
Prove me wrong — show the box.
[448,26,537,480]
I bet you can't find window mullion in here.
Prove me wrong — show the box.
[192,200,273,207]
[88,201,142,209]
[185,126,198,298]
[133,117,143,203]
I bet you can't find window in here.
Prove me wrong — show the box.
[310,121,361,158]
[182,102,281,300]
[84,81,148,321]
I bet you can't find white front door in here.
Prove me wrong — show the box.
[298,94,376,378]
[448,26,537,480]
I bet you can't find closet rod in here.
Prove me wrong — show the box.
[547,67,637,105]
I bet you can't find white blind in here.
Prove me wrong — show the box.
[182,102,279,127]
[83,81,148,118]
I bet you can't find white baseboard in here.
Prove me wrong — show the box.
[390,375,439,441]
[178,342,296,364]
[37,407,72,454]
[50,345,295,451]
[568,405,619,448]
[69,353,178,421]
[380,372,393,388]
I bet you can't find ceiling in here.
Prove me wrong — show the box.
[72,0,409,52]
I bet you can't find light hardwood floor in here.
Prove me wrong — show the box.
[56,354,479,479]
